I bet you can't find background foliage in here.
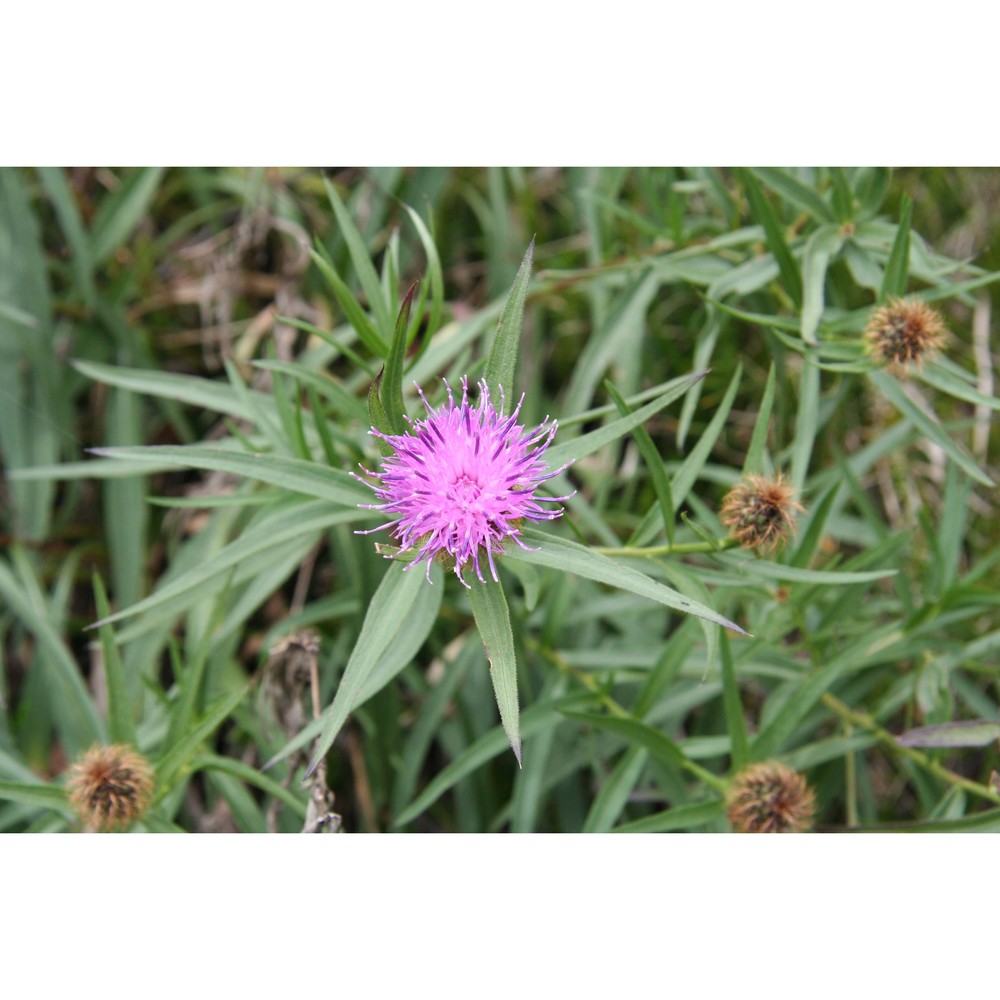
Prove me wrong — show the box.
[1,166,998,833]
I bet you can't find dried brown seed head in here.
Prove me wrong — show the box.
[66,744,154,832]
[726,760,815,833]
[864,297,946,373]
[720,474,803,553]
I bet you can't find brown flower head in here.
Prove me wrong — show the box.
[66,744,154,832]
[720,474,803,553]
[864,297,946,373]
[726,760,815,833]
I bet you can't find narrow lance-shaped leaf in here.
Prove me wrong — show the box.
[88,445,374,507]
[485,239,534,412]
[402,204,444,344]
[508,529,748,636]
[309,244,385,354]
[323,176,393,343]
[744,363,777,477]
[605,380,675,546]
[869,370,993,487]
[305,561,427,778]
[545,370,707,471]
[92,573,136,746]
[468,577,521,765]
[154,685,250,797]
[800,223,845,345]
[741,169,803,307]
[381,281,418,435]
[896,720,1000,749]
[367,368,396,457]
[880,194,912,301]
[719,632,749,772]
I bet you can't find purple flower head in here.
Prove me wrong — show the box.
[355,377,572,587]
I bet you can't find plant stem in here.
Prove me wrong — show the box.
[529,638,729,794]
[595,538,739,559]
[821,692,1000,807]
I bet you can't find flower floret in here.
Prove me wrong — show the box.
[355,377,572,587]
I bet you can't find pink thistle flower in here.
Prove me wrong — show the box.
[355,377,572,587]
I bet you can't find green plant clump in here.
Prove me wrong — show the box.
[1,166,998,833]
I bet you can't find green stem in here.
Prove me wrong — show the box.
[528,638,729,794]
[821,693,1000,807]
[595,538,739,559]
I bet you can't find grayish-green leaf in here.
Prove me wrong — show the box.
[896,720,1000,749]
[468,577,521,765]
[305,562,428,777]
[484,239,534,411]
[508,529,747,635]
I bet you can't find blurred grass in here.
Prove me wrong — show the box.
[1,166,999,832]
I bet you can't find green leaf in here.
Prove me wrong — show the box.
[484,239,534,411]
[92,501,361,631]
[468,577,521,765]
[191,754,307,819]
[305,562,429,777]
[382,282,418,434]
[0,555,104,756]
[880,194,912,301]
[869,370,993,487]
[896,720,1000,749]
[88,444,375,506]
[722,557,896,585]
[91,167,165,266]
[309,246,384,354]
[155,684,249,794]
[670,365,741,511]
[612,799,724,833]
[605,380,675,545]
[508,529,748,635]
[800,223,845,344]
[367,367,396,457]
[37,166,96,309]
[92,573,136,745]
[72,359,255,421]
[790,362,820,492]
[0,781,71,814]
[323,177,393,343]
[752,168,835,223]
[562,712,694,776]
[402,203,445,342]
[720,632,749,772]
[545,370,707,471]
[393,694,588,827]
[917,361,1000,412]
[583,746,648,832]
[741,169,803,307]
[744,363,777,476]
